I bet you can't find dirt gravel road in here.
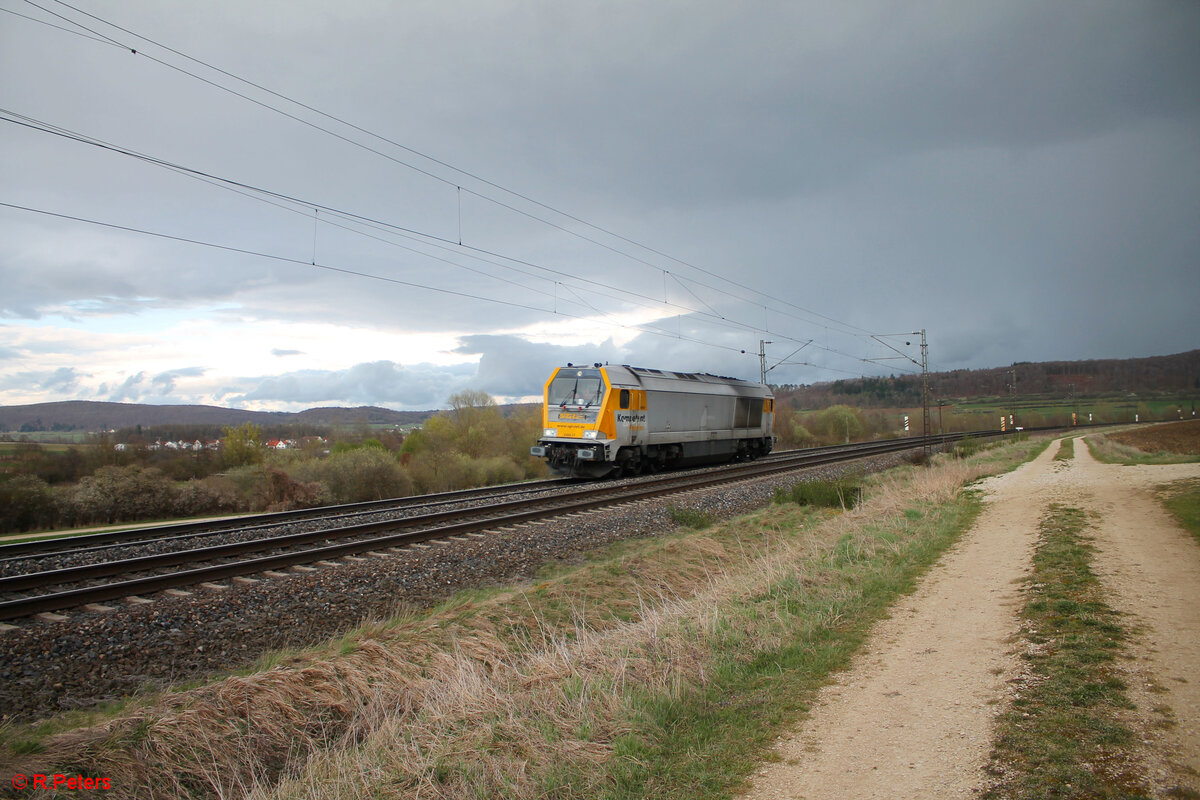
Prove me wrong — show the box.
[741,437,1200,800]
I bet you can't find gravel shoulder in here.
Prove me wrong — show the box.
[741,437,1200,799]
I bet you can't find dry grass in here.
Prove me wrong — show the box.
[264,460,983,800]
[1086,434,1199,465]
[4,440,1045,800]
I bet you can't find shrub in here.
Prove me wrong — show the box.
[814,405,864,443]
[404,449,468,494]
[463,455,524,487]
[789,421,815,447]
[64,465,176,525]
[173,475,247,517]
[293,448,411,504]
[265,467,326,511]
[907,449,932,467]
[953,436,983,458]
[221,465,274,511]
[666,506,714,529]
[774,477,862,509]
[0,475,59,532]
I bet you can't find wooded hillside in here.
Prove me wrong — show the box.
[777,349,1200,409]
[0,401,431,433]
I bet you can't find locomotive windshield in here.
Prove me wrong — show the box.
[549,369,605,408]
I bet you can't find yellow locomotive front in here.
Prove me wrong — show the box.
[529,365,621,478]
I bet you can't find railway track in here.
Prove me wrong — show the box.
[0,477,577,561]
[0,430,1012,622]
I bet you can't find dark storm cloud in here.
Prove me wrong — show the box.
[397,1,1199,209]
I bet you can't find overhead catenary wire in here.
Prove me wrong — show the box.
[767,341,813,373]
[0,201,757,357]
[0,110,568,304]
[2,188,906,379]
[15,0,876,341]
[0,3,109,44]
[5,2,920,381]
[0,108,838,355]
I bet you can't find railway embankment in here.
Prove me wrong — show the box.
[0,451,916,727]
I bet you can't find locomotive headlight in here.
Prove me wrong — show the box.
[582,430,600,440]
[543,428,558,438]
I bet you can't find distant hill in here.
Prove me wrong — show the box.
[0,401,432,433]
[776,349,1200,409]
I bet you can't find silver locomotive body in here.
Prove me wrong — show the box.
[531,364,775,478]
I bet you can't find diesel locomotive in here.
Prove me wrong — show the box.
[530,363,775,478]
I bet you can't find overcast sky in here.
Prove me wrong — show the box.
[2,0,1197,412]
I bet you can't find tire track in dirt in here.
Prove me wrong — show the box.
[1070,439,1200,796]
[740,437,1200,799]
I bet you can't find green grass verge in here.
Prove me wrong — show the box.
[1054,438,1075,461]
[1160,480,1200,546]
[595,495,982,800]
[666,506,716,529]
[772,476,862,509]
[981,504,1147,799]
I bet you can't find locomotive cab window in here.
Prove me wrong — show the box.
[619,389,630,409]
[549,369,604,407]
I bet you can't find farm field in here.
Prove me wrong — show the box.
[0,440,81,453]
[1109,418,1200,454]
[946,394,1196,427]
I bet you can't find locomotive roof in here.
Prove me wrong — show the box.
[555,364,769,391]
[623,365,754,383]
[591,364,770,392]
